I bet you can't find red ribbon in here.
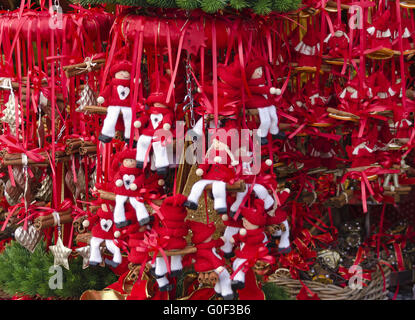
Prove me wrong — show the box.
[230,246,275,280]
[133,229,171,283]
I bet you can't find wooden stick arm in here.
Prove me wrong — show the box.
[156,246,197,257]
[81,105,108,115]
[346,165,381,173]
[76,232,197,257]
[75,233,105,247]
[98,189,163,206]
[383,185,412,192]
[327,107,360,120]
[205,180,246,192]
[326,0,351,9]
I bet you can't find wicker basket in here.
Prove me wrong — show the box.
[268,264,391,300]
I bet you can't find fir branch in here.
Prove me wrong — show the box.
[199,0,227,13]
[77,0,300,13]
[175,0,200,10]
[262,282,292,300]
[272,0,300,12]
[253,0,272,15]
[229,0,249,10]
[147,0,176,7]
[0,241,118,299]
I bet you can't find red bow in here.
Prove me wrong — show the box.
[230,247,275,280]
[341,167,399,212]
[0,135,45,163]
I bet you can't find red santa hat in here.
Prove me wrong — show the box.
[369,10,391,33]
[303,82,320,98]
[367,10,392,49]
[393,18,413,51]
[338,76,367,100]
[160,194,188,221]
[146,72,174,108]
[196,94,240,116]
[332,22,347,37]
[116,149,136,161]
[241,199,266,226]
[368,71,396,99]
[218,56,243,88]
[287,26,300,48]
[294,25,321,67]
[245,58,269,79]
[111,148,137,172]
[187,220,216,244]
[110,60,132,77]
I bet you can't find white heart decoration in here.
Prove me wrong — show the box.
[150,113,163,129]
[117,85,130,100]
[122,174,135,190]
[100,219,113,232]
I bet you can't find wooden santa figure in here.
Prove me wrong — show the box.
[367,10,392,49]
[82,199,122,267]
[230,199,274,290]
[187,220,234,300]
[111,149,151,228]
[244,59,284,145]
[98,60,133,144]
[323,23,350,59]
[229,149,275,216]
[151,194,189,292]
[265,188,291,253]
[123,207,151,266]
[134,74,174,176]
[220,212,243,259]
[184,122,239,214]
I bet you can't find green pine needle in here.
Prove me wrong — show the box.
[262,282,292,300]
[76,0,300,13]
[253,0,272,15]
[200,0,227,13]
[175,0,200,10]
[0,241,118,299]
[229,0,249,10]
